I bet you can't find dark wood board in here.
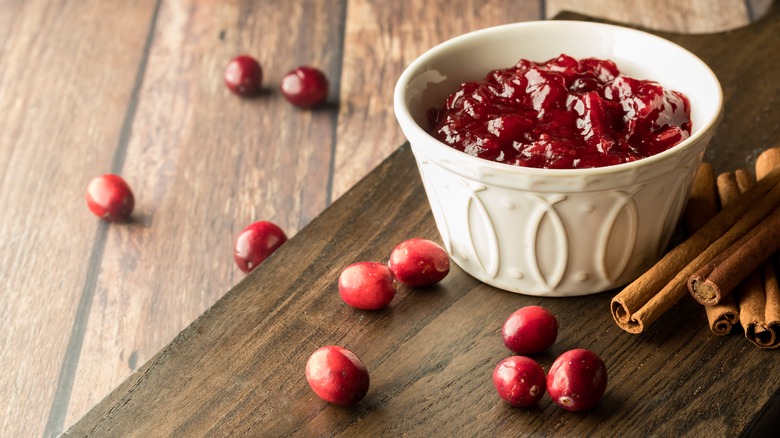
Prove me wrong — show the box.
[67,5,780,437]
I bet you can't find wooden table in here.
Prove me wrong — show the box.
[0,1,774,436]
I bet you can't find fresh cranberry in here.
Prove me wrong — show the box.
[429,54,691,169]
[280,66,329,108]
[85,174,134,222]
[492,356,546,407]
[502,306,558,355]
[338,262,396,310]
[306,345,370,406]
[224,55,263,96]
[387,238,450,286]
[233,221,287,273]
[547,349,608,412]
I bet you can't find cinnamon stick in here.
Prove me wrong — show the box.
[740,258,780,349]
[612,167,780,334]
[756,148,780,181]
[684,163,718,234]
[689,152,780,306]
[688,205,780,305]
[737,148,780,348]
[697,170,739,335]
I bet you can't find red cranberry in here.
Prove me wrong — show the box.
[547,349,608,412]
[280,66,329,108]
[492,356,546,407]
[502,306,558,355]
[224,55,263,96]
[338,262,396,310]
[306,345,370,406]
[85,174,134,222]
[233,221,288,273]
[387,238,450,286]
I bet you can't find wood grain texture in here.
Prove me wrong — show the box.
[67,6,780,436]
[332,0,541,199]
[546,0,754,33]
[0,1,769,437]
[67,152,780,436]
[61,0,345,429]
[0,1,158,437]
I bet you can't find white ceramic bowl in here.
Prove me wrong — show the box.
[394,21,722,296]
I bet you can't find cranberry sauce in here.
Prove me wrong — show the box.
[428,54,692,169]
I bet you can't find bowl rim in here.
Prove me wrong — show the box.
[393,20,724,177]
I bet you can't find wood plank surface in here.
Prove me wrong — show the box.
[66,4,780,436]
[61,0,345,428]
[0,1,158,437]
[0,0,773,437]
[546,0,754,33]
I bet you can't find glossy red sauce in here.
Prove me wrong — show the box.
[428,54,692,169]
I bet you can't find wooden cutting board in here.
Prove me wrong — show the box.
[67,5,780,437]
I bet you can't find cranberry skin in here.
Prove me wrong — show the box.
[233,221,288,273]
[492,356,546,407]
[306,345,370,406]
[280,66,329,108]
[502,306,559,355]
[85,174,134,222]
[387,238,450,286]
[338,262,396,310]
[224,55,263,96]
[547,349,608,412]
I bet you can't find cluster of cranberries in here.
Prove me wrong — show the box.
[223,54,329,271]
[306,247,607,411]
[85,56,329,275]
[338,238,450,310]
[305,238,450,405]
[494,306,607,411]
[224,55,329,108]
[84,52,610,415]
